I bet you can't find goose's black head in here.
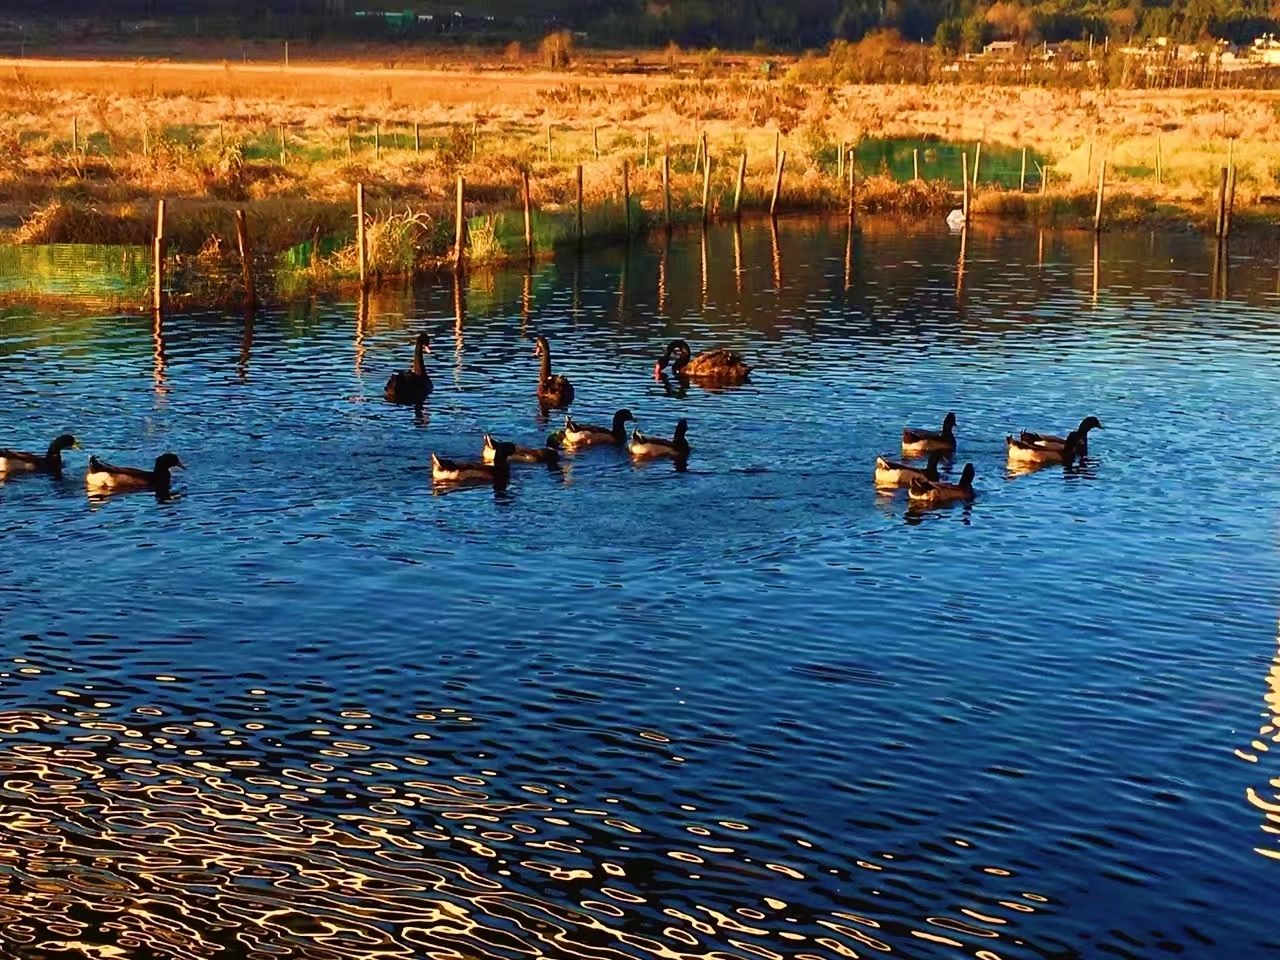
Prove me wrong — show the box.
[942,411,958,434]
[1078,415,1102,434]
[958,462,975,488]
[612,409,637,435]
[654,339,692,377]
[50,434,80,455]
[532,336,550,358]
[416,332,432,354]
[155,452,185,473]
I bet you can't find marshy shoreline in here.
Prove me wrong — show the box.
[0,53,1272,304]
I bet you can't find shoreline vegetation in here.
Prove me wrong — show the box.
[0,47,1273,302]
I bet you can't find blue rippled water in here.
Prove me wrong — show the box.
[1,218,1278,959]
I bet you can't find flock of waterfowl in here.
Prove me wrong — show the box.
[1,330,1101,504]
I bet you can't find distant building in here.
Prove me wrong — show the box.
[982,40,1018,58]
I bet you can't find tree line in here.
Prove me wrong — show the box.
[10,0,1279,50]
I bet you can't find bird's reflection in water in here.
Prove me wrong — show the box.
[657,373,688,399]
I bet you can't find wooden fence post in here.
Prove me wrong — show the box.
[961,151,970,224]
[848,153,857,221]
[414,122,421,154]
[838,140,846,181]
[234,208,255,307]
[701,151,712,224]
[972,140,982,188]
[522,169,533,260]
[545,124,552,162]
[622,161,631,237]
[662,154,672,229]
[471,120,478,159]
[1155,135,1163,185]
[769,150,786,218]
[594,125,600,160]
[913,148,920,181]
[454,175,466,270]
[279,123,286,164]
[356,183,367,287]
[733,152,747,220]
[152,199,166,312]
[1019,147,1027,192]
[1224,163,1236,238]
[576,164,584,242]
[375,122,381,159]
[1094,159,1106,233]
[1214,166,1228,237]
[1041,163,1049,195]
[346,124,352,159]
[773,130,780,170]
[72,116,78,153]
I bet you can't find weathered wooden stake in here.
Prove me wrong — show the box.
[545,124,552,162]
[644,129,651,167]
[1041,163,1049,195]
[961,151,971,224]
[913,147,920,181]
[575,164,584,242]
[374,123,381,159]
[279,123,286,164]
[593,125,600,160]
[356,183,367,287]
[71,116,78,153]
[848,153,857,221]
[1224,163,1237,238]
[152,199,166,312]
[769,150,786,218]
[1019,147,1027,192]
[733,152,747,220]
[622,161,631,237]
[1155,135,1163,185]
[972,140,982,188]
[701,151,712,224]
[346,124,352,159]
[662,154,672,229]
[1214,166,1228,237]
[773,130,780,170]
[838,140,845,180]
[142,126,150,157]
[454,175,466,270]
[522,169,533,259]
[234,208,255,307]
[1093,159,1106,233]
[414,122,421,154]
[471,120,477,159]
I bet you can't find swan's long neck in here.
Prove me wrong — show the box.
[539,347,552,384]
[412,338,425,376]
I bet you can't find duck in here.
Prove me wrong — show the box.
[874,450,944,488]
[1018,416,1103,456]
[946,208,966,231]
[908,462,975,504]
[533,335,575,409]
[654,339,751,383]
[629,418,690,460]
[902,411,957,457]
[432,441,516,491]
[85,452,184,495]
[562,409,636,449]
[384,332,433,406]
[0,433,80,478]
[1006,429,1084,467]
[482,434,559,465]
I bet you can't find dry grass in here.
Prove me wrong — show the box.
[0,54,1274,283]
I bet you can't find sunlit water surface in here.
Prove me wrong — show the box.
[2,219,1279,959]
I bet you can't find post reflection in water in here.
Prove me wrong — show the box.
[1,217,1279,959]
[238,307,255,384]
[1092,234,1100,307]
[151,307,168,398]
[656,232,668,315]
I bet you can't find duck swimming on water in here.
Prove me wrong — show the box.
[432,441,517,491]
[85,452,184,496]
[562,409,636,449]
[902,411,957,457]
[533,336,575,409]
[1018,416,1103,457]
[654,340,751,384]
[482,434,559,465]
[629,419,691,460]
[384,332,433,407]
[1006,429,1084,467]
[0,434,79,478]
[875,450,944,488]
[908,462,975,504]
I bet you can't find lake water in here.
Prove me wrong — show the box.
[2,218,1278,958]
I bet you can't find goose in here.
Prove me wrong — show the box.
[902,411,957,456]
[85,452,184,496]
[562,409,636,449]
[432,441,516,491]
[384,332,433,406]
[908,463,975,504]
[0,434,79,478]
[1006,430,1084,467]
[482,434,559,465]
[629,419,690,460]
[946,208,966,231]
[533,335,575,409]
[875,450,944,488]
[1019,416,1103,456]
[654,339,750,383]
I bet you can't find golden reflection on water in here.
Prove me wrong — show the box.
[0,693,1051,960]
[1240,619,1280,861]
